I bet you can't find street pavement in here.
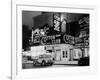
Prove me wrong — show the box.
[22,63,78,69]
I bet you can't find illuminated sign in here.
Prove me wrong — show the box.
[32,34,75,46]
[75,42,89,48]
[79,16,89,27]
[75,37,84,43]
[63,34,75,44]
[75,37,89,48]
[53,13,61,32]
[33,34,61,45]
[41,35,61,45]
[33,36,40,43]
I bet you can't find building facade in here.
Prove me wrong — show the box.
[28,12,89,64]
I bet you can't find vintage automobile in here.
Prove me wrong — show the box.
[33,54,54,66]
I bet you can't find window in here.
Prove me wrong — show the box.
[66,51,68,57]
[63,51,64,57]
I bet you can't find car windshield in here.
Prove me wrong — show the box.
[39,54,51,58]
[46,50,52,53]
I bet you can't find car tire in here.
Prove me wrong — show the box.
[50,63,53,65]
[41,60,46,66]
[33,61,36,66]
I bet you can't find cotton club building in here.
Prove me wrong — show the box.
[29,12,89,64]
[30,32,81,64]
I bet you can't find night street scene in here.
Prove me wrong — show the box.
[22,11,89,69]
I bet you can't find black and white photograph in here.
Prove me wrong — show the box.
[10,1,97,79]
[0,0,99,80]
[22,11,89,69]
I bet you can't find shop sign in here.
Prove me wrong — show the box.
[33,35,40,44]
[78,16,89,27]
[63,34,75,44]
[75,42,89,48]
[41,35,61,45]
[32,34,75,46]
[75,37,84,43]
[53,13,61,32]
[33,34,61,45]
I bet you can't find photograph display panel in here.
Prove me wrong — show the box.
[12,4,96,80]
[22,11,89,69]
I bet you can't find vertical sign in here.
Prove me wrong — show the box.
[53,13,61,32]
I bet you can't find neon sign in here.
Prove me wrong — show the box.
[33,34,61,45]
[79,16,89,27]
[53,13,61,32]
[32,33,75,46]
[63,34,75,44]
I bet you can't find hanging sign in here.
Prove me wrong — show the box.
[53,13,61,32]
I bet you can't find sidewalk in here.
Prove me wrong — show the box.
[54,61,78,65]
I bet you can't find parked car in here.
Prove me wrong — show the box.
[33,54,54,66]
[78,57,89,66]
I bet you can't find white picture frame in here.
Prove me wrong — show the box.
[11,0,97,80]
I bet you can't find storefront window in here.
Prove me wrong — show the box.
[63,51,68,58]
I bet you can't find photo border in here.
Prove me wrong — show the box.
[11,1,97,80]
